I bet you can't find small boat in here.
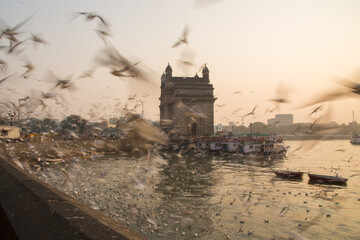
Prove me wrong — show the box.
[350,133,360,145]
[273,170,304,179]
[308,173,348,184]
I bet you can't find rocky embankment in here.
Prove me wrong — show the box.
[0,138,149,164]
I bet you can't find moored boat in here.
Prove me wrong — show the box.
[350,133,360,145]
[195,133,289,157]
[274,170,304,179]
[308,173,348,184]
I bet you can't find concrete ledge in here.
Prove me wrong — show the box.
[0,158,146,240]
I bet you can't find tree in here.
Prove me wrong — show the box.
[42,118,59,133]
[23,118,42,133]
[60,115,87,137]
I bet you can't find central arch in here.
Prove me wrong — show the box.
[191,122,197,136]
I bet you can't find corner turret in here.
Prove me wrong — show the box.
[202,64,209,81]
[165,63,172,77]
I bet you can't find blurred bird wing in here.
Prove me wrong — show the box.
[252,104,258,112]
[334,77,360,92]
[0,73,15,84]
[11,14,34,32]
[171,40,182,48]
[182,24,190,39]
[298,89,348,108]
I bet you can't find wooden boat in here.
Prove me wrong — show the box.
[273,170,304,179]
[350,133,360,145]
[308,173,348,184]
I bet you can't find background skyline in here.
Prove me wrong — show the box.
[1,0,360,126]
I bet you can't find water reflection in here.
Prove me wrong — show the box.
[155,153,217,238]
[31,140,360,239]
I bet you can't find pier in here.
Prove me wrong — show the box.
[0,157,146,240]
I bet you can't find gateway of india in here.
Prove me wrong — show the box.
[159,63,216,136]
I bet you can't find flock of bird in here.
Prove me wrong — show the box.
[22,146,358,240]
[0,11,161,123]
[1,9,359,132]
[0,6,360,240]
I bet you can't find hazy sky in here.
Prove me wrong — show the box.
[1,0,360,125]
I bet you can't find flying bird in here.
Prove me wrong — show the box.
[21,58,35,77]
[243,105,258,117]
[268,81,293,111]
[334,77,360,95]
[29,33,48,48]
[171,25,190,48]
[78,69,95,79]
[265,106,278,114]
[308,105,323,116]
[44,71,76,92]
[8,39,28,54]
[54,79,75,90]
[0,73,14,85]
[96,45,151,82]
[0,14,34,43]
[71,11,110,28]
[299,72,360,108]
[110,61,140,77]
[95,28,111,44]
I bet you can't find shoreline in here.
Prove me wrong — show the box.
[280,134,351,141]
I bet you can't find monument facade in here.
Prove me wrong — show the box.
[159,64,216,136]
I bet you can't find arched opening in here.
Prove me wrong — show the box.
[191,122,197,136]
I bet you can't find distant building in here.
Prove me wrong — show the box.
[215,123,223,133]
[349,121,358,128]
[159,64,216,136]
[267,118,276,126]
[267,114,294,126]
[229,122,236,133]
[349,121,358,132]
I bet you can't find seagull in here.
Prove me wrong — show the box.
[96,45,151,82]
[299,74,360,108]
[8,39,28,54]
[309,105,323,115]
[335,77,360,95]
[72,11,110,28]
[171,25,190,48]
[78,69,95,79]
[110,61,140,78]
[0,73,14,85]
[29,33,48,48]
[94,27,111,44]
[265,106,278,114]
[0,14,34,43]
[243,105,258,117]
[268,81,293,110]
[21,58,35,76]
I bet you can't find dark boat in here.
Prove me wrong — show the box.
[273,170,304,179]
[308,173,348,184]
[350,133,360,145]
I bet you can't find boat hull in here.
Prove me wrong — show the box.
[274,170,303,179]
[308,174,347,185]
[350,133,360,145]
